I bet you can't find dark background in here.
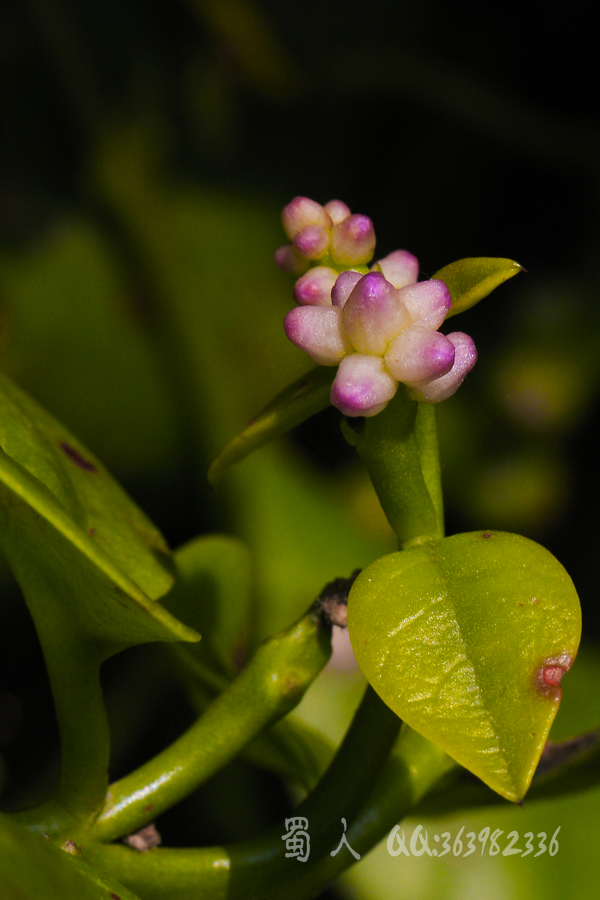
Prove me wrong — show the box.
[1,0,599,878]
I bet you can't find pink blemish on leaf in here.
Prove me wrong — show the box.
[543,666,565,686]
[60,442,97,472]
[535,654,574,700]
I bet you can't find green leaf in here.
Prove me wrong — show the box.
[0,811,141,900]
[164,534,253,681]
[0,371,198,816]
[0,370,196,643]
[208,366,334,486]
[347,531,581,801]
[432,257,523,318]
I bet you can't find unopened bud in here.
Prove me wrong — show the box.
[274,244,310,275]
[342,272,410,355]
[282,197,332,240]
[293,267,339,306]
[330,214,376,267]
[331,354,398,417]
[376,250,419,289]
[331,270,363,308]
[385,326,456,385]
[284,306,351,366]
[410,332,477,402]
[323,199,352,224]
[293,224,330,260]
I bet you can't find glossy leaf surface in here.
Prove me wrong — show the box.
[433,257,523,318]
[348,531,581,801]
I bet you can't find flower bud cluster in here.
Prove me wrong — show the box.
[277,197,477,417]
[275,197,376,275]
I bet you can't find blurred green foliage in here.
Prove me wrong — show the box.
[1,1,600,897]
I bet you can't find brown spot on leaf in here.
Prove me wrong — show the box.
[292,380,309,398]
[60,442,97,472]
[481,531,492,539]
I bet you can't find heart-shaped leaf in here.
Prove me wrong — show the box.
[432,257,523,318]
[348,531,581,801]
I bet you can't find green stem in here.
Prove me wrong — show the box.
[91,604,332,843]
[240,684,402,893]
[9,636,110,833]
[414,402,444,537]
[53,646,111,816]
[83,728,455,900]
[289,728,457,898]
[343,387,443,548]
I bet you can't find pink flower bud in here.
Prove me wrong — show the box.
[376,250,419,289]
[324,199,352,224]
[274,244,310,275]
[293,266,339,306]
[283,306,351,366]
[293,224,330,260]
[399,279,452,330]
[384,325,456,385]
[331,354,398,417]
[410,332,477,402]
[342,272,410,355]
[331,270,363,308]
[330,214,376,267]
[282,197,332,240]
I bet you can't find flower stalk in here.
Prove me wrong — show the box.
[91,603,333,843]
